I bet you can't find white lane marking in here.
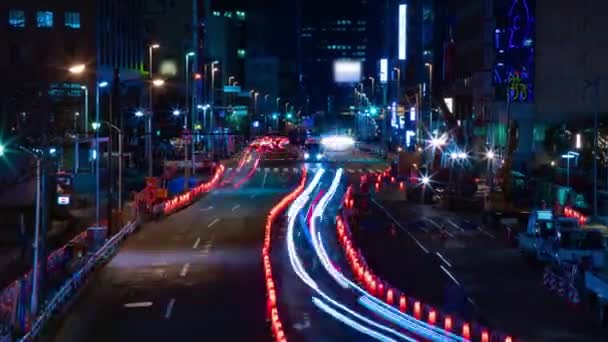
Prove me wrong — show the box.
[124,302,153,308]
[478,226,496,239]
[283,168,289,172]
[440,265,460,286]
[425,218,454,237]
[293,168,299,173]
[227,167,233,172]
[200,206,214,212]
[208,218,221,228]
[192,238,201,249]
[151,261,168,267]
[250,193,257,199]
[359,168,364,173]
[348,168,355,173]
[180,263,190,277]
[446,219,465,232]
[273,168,279,173]
[374,169,383,173]
[436,252,452,268]
[164,298,176,319]
[232,204,241,212]
[372,199,430,254]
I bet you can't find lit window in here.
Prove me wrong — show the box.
[8,10,25,28]
[65,11,80,29]
[36,11,53,28]
[237,49,246,58]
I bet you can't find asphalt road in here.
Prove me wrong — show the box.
[42,158,298,342]
[361,182,607,341]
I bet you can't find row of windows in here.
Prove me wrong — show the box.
[8,9,80,29]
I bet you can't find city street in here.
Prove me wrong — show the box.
[356,185,607,341]
[41,157,297,342]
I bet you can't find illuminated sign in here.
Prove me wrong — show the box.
[444,98,454,113]
[380,59,388,83]
[406,130,416,147]
[57,195,70,205]
[333,60,362,83]
[223,85,242,93]
[409,106,416,121]
[391,102,397,128]
[398,4,407,60]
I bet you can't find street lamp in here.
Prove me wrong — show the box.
[561,151,580,188]
[184,51,196,122]
[276,97,281,112]
[393,67,401,102]
[285,101,290,114]
[228,76,236,85]
[0,144,4,156]
[68,64,86,74]
[425,62,434,131]
[147,79,165,177]
[135,110,144,117]
[254,92,259,115]
[173,109,181,116]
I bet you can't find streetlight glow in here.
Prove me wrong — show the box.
[172,109,181,116]
[458,152,468,160]
[135,110,144,117]
[98,81,109,88]
[151,43,160,49]
[486,150,495,160]
[186,51,195,57]
[0,144,5,156]
[421,176,430,185]
[152,79,165,87]
[69,64,86,74]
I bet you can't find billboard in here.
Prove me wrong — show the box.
[333,60,362,83]
[398,4,407,60]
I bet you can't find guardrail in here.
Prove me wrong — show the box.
[1,165,227,341]
[17,219,139,342]
[338,185,515,342]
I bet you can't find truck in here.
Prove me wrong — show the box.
[518,209,606,268]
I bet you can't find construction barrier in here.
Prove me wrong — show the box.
[162,164,225,215]
[336,184,515,342]
[262,167,307,342]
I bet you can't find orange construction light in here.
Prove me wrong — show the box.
[462,323,471,339]
[444,316,453,331]
[399,295,407,312]
[414,301,421,318]
[428,310,436,324]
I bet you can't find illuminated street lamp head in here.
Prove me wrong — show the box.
[69,64,86,74]
[486,150,495,160]
[150,43,160,49]
[80,85,87,90]
[152,79,165,87]
[172,109,181,116]
[186,51,195,57]
[429,136,446,149]
[425,62,432,68]
[450,152,458,160]
[458,152,468,160]
[135,110,144,117]
[91,122,101,130]
[421,176,430,185]
[98,81,108,88]
[0,144,5,156]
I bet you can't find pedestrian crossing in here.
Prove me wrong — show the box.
[224,166,387,176]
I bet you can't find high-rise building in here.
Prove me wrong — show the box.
[299,0,380,116]
[0,0,145,136]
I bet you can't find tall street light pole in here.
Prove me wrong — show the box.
[185,52,195,176]
[148,79,165,177]
[368,76,375,104]
[393,67,401,102]
[276,97,281,112]
[425,63,433,131]
[148,44,160,172]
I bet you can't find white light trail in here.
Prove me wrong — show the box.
[313,297,399,342]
